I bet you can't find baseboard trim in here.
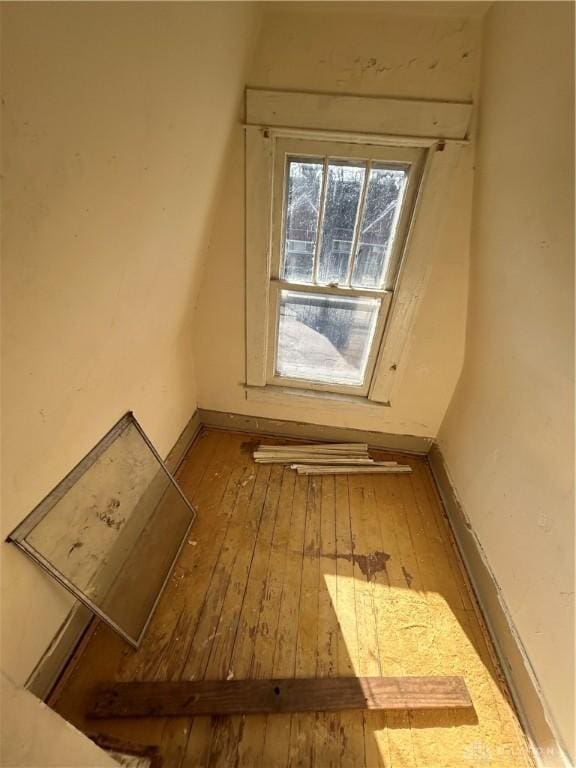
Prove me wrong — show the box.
[428,443,572,768]
[26,409,203,701]
[198,409,432,455]
[165,409,203,475]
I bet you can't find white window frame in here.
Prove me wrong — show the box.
[245,89,472,405]
[267,137,425,397]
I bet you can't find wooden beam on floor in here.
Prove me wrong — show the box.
[89,676,472,718]
[253,456,377,465]
[256,443,369,453]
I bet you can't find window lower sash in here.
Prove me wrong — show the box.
[266,283,393,396]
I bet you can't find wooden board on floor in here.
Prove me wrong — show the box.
[89,676,472,718]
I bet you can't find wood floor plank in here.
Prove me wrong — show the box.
[192,463,273,767]
[194,463,272,682]
[252,469,297,678]
[175,462,264,681]
[179,716,213,768]
[334,475,365,768]
[347,475,388,768]
[262,474,308,768]
[159,464,248,681]
[314,476,340,768]
[235,469,297,767]
[288,477,322,768]
[370,473,420,768]
[209,464,285,767]
[384,468,464,766]
[408,461,472,610]
[229,465,284,678]
[175,462,267,768]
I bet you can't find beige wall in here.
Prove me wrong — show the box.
[1,2,260,685]
[1,672,118,767]
[437,2,574,760]
[194,2,482,439]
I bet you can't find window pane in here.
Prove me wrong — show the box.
[276,290,380,386]
[318,161,365,285]
[352,165,408,289]
[282,159,323,283]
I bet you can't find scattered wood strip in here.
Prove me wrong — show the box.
[254,451,369,457]
[89,676,472,718]
[292,465,412,475]
[254,456,376,466]
[254,448,369,453]
[251,443,408,475]
[256,443,369,453]
[254,442,373,465]
[254,452,370,460]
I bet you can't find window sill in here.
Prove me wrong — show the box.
[244,384,390,408]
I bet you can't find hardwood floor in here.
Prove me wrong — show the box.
[50,429,533,767]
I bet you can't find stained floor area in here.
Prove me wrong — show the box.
[50,429,533,767]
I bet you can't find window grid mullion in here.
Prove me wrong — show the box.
[312,156,330,285]
[344,160,372,288]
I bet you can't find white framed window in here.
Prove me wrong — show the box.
[245,89,472,405]
[266,137,425,396]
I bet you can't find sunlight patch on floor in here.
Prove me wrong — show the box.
[323,572,533,767]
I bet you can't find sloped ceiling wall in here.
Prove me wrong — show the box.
[1,1,261,685]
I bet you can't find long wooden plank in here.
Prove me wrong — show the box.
[287,476,322,766]
[254,456,376,465]
[254,450,370,455]
[256,443,369,452]
[256,445,368,450]
[254,451,371,459]
[254,450,369,456]
[294,465,412,475]
[90,677,472,718]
